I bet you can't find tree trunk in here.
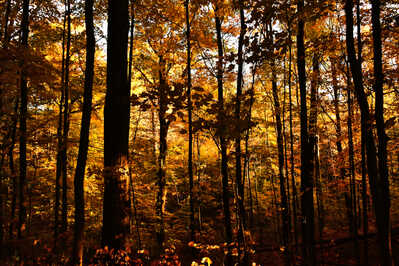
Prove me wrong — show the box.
[155,56,169,254]
[244,66,256,230]
[102,0,130,250]
[297,0,315,264]
[214,5,232,265]
[287,18,298,251]
[61,0,72,233]
[235,0,246,258]
[72,0,95,264]
[371,1,392,264]
[2,0,12,44]
[18,0,30,239]
[309,54,323,248]
[55,7,66,245]
[185,0,195,243]
[8,98,18,239]
[331,59,345,184]
[344,0,391,264]
[271,60,289,265]
[346,70,361,265]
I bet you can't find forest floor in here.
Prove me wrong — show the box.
[2,228,399,265]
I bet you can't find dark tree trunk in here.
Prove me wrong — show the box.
[287,19,298,251]
[344,0,392,264]
[235,0,246,257]
[271,62,289,265]
[361,120,369,264]
[102,0,130,250]
[309,54,323,248]
[185,0,195,243]
[214,5,232,265]
[244,66,256,230]
[61,0,72,233]
[371,1,392,264]
[55,8,66,245]
[346,70,361,265]
[297,0,315,264]
[331,59,345,184]
[72,0,95,264]
[155,56,169,254]
[8,98,18,239]
[2,0,12,44]
[18,0,30,239]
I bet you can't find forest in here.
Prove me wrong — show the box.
[0,0,399,265]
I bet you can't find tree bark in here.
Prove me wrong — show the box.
[371,1,392,264]
[297,0,315,264]
[271,58,289,265]
[235,0,246,257]
[344,0,391,264]
[155,56,169,253]
[2,0,12,44]
[346,68,360,265]
[72,0,95,264]
[214,4,232,265]
[61,0,72,233]
[287,17,298,250]
[185,0,195,243]
[102,0,130,250]
[18,0,30,239]
[55,7,66,245]
[331,59,345,184]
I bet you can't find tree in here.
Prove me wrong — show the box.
[72,0,95,263]
[371,0,392,264]
[344,0,391,264]
[296,0,315,264]
[102,0,131,250]
[214,1,232,264]
[234,0,247,260]
[185,0,195,243]
[18,0,30,240]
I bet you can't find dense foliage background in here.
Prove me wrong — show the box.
[0,0,399,265]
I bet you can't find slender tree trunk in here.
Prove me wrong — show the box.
[371,1,392,264]
[287,19,298,251]
[361,117,369,264]
[235,1,246,259]
[102,0,130,250]
[353,4,368,261]
[214,5,232,265]
[297,0,315,264]
[331,59,345,184]
[8,98,18,239]
[196,134,202,234]
[346,70,361,265]
[3,0,15,241]
[309,54,323,250]
[55,8,66,245]
[271,61,289,265]
[72,0,95,264]
[156,56,169,254]
[344,1,391,264]
[244,66,256,229]
[2,0,12,44]
[18,0,30,239]
[61,0,72,233]
[185,0,195,243]
[282,59,291,246]
[127,0,141,250]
